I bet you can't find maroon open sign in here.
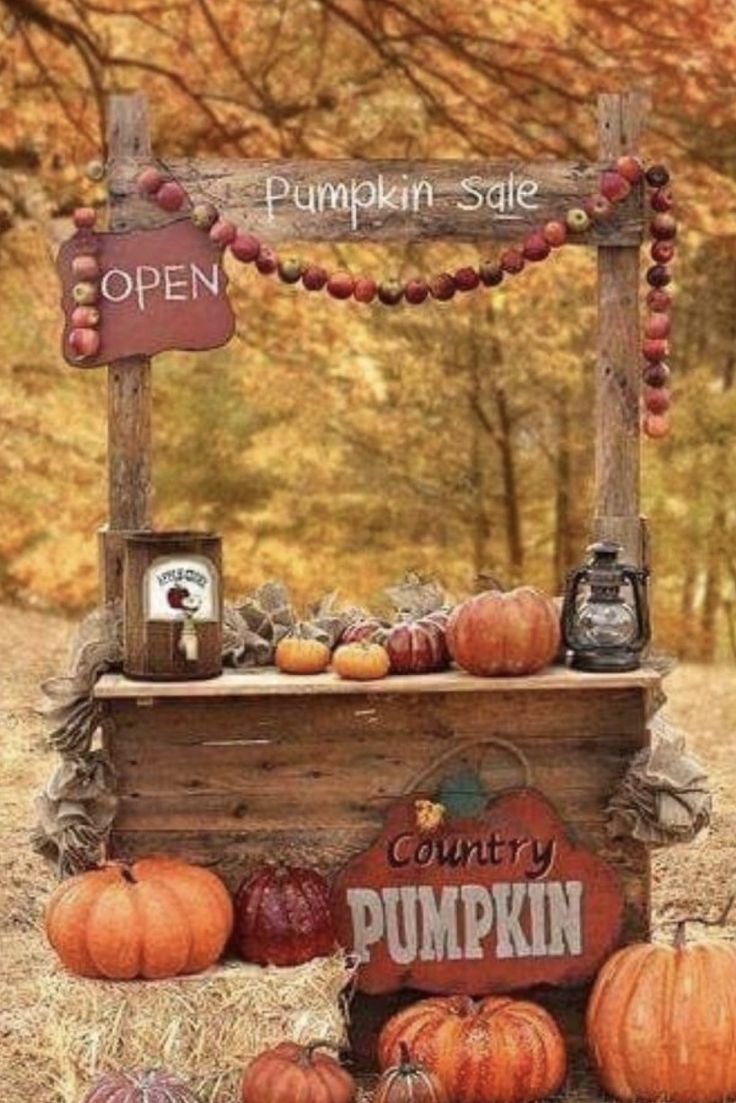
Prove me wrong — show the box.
[57,219,235,368]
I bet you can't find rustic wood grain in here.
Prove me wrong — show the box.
[102,94,156,602]
[594,92,649,566]
[123,531,223,680]
[104,156,645,245]
[94,664,661,698]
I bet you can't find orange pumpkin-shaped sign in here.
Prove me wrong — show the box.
[331,789,624,995]
[46,857,234,980]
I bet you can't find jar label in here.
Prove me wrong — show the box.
[145,555,218,622]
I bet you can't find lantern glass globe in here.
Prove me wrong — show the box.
[576,600,638,648]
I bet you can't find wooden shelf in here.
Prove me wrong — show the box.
[94,664,661,700]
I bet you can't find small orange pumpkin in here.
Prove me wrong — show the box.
[587,921,736,1103]
[379,995,566,1103]
[375,1043,447,1103]
[275,636,330,674]
[241,1041,356,1103]
[45,856,234,980]
[332,641,390,681]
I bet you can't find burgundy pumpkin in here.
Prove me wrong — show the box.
[341,617,388,645]
[241,1041,356,1103]
[83,1069,201,1103]
[383,610,450,674]
[234,864,336,966]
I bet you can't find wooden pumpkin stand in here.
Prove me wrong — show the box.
[92,92,660,1077]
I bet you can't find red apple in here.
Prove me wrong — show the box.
[643,338,669,362]
[429,273,456,300]
[651,240,675,264]
[522,233,551,262]
[500,248,524,274]
[71,305,100,328]
[353,277,377,303]
[454,266,480,290]
[650,213,677,240]
[137,167,166,195]
[542,220,567,247]
[647,264,672,288]
[302,265,328,291]
[643,362,671,388]
[327,271,354,299]
[68,327,100,360]
[405,278,429,304]
[646,288,673,312]
[644,313,671,339]
[586,193,613,221]
[72,207,96,230]
[644,412,671,439]
[255,246,278,275]
[209,218,238,246]
[230,233,261,263]
[156,180,187,212]
[616,155,643,184]
[645,164,670,189]
[71,255,100,280]
[600,171,631,203]
[650,187,674,213]
[644,387,671,415]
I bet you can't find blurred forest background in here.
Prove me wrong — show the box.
[0,0,734,659]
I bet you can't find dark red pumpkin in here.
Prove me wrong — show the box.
[383,610,450,674]
[341,617,388,645]
[233,864,336,967]
[83,1069,201,1102]
[241,1041,356,1103]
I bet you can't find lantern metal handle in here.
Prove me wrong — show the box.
[622,565,651,652]
[561,565,589,650]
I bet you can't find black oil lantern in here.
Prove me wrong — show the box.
[562,541,650,672]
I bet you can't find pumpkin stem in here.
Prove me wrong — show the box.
[121,866,136,884]
[398,1042,414,1069]
[302,1040,343,1065]
[672,893,735,948]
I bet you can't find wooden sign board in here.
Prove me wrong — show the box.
[154,158,644,245]
[331,788,624,995]
[57,220,235,368]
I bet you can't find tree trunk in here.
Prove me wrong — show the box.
[553,394,574,589]
[492,381,524,576]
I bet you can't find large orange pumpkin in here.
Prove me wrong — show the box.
[378,995,566,1103]
[587,927,736,1103]
[241,1041,356,1103]
[446,587,560,676]
[45,857,234,980]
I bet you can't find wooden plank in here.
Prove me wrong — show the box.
[109,156,645,244]
[101,93,157,603]
[594,92,648,567]
[94,664,661,698]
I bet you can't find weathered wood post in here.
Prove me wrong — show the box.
[99,94,157,602]
[594,92,649,567]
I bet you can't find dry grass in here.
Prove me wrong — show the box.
[1,605,734,1102]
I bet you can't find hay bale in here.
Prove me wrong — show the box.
[39,952,357,1103]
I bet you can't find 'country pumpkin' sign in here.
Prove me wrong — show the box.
[57,219,235,368]
[331,788,625,995]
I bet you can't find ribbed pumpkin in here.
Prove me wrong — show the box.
[374,1043,447,1103]
[83,1068,201,1102]
[275,636,330,674]
[587,926,736,1103]
[447,587,560,676]
[233,864,336,966]
[378,995,566,1103]
[45,857,234,980]
[382,610,450,674]
[241,1041,356,1103]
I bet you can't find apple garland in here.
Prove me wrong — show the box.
[68,157,675,439]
